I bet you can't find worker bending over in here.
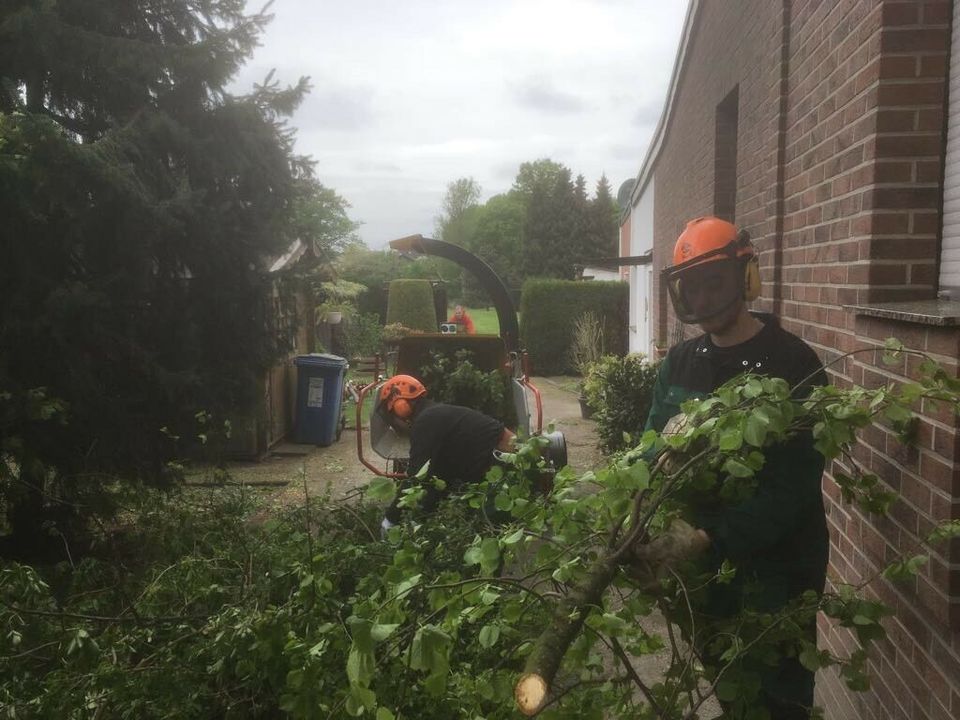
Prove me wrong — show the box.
[378,375,515,529]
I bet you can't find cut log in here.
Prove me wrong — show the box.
[514,556,619,714]
[515,673,547,716]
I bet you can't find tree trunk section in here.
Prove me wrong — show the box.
[515,555,619,715]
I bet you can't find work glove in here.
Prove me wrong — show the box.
[658,412,692,476]
[627,519,710,589]
[662,412,690,436]
[380,517,396,540]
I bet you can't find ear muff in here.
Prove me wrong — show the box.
[743,255,760,301]
[392,398,413,419]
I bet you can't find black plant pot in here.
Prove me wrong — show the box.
[578,396,594,420]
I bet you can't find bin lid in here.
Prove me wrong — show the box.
[295,353,348,369]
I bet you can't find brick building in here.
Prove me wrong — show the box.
[622,1,960,717]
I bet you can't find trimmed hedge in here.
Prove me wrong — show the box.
[385,279,438,332]
[519,279,628,375]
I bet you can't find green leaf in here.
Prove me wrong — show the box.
[743,378,764,398]
[502,528,524,545]
[376,708,396,720]
[626,461,650,490]
[883,403,913,424]
[478,624,500,648]
[464,542,484,566]
[719,427,744,451]
[393,573,422,599]
[346,685,377,715]
[722,458,754,478]
[743,414,769,447]
[502,600,524,622]
[479,538,501,575]
[927,520,960,545]
[883,555,927,582]
[367,477,397,502]
[409,625,452,681]
[371,623,400,643]
[347,646,375,687]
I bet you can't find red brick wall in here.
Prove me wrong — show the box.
[653,0,787,339]
[648,0,960,717]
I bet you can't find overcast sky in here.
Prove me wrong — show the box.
[232,0,688,249]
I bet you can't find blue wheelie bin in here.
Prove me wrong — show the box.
[293,354,348,445]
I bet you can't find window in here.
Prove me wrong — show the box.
[714,86,739,223]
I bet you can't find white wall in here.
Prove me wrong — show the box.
[581,266,622,282]
[628,177,655,355]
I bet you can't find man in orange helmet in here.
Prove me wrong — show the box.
[640,217,828,719]
[378,374,516,528]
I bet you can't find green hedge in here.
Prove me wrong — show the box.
[583,354,660,453]
[519,279,628,375]
[385,279,438,332]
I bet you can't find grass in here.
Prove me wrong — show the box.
[449,306,522,335]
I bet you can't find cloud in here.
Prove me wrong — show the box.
[632,100,663,128]
[352,160,404,174]
[299,85,378,131]
[512,76,587,114]
[229,0,689,248]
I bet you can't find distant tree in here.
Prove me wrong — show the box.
[522,166,578,279]
[462,193,525,304]
[290,180,361,261]
[0,0,335,548]
[432,177,483,301]
[511,158,568,201]
[568,173,592,270]
[587,174,619,259]
[435,177,482,247]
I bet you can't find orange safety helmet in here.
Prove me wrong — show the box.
[663,217,761,323]
[379,374,427,419]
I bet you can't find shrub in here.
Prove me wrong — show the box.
[382,322,415,345]
[567,311,606,379]
[583,354,660,453]
[519,279,627,375]
[341,312,383,359]
[385,279,438,333]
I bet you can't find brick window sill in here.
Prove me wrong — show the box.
[846,299,960,326]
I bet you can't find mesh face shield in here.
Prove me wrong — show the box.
[663,255,746,324]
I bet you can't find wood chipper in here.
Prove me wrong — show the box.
[354,234,566,480]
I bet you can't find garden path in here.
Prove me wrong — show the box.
[228,376,605,506]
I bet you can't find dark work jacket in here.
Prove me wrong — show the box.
[645,314,829,707]
[645,314,829,616]
[385,400,503,522]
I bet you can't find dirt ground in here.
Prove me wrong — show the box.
[227,376,606,505]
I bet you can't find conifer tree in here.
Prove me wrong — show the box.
[588,174,620,258]
[0,1,337,546]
